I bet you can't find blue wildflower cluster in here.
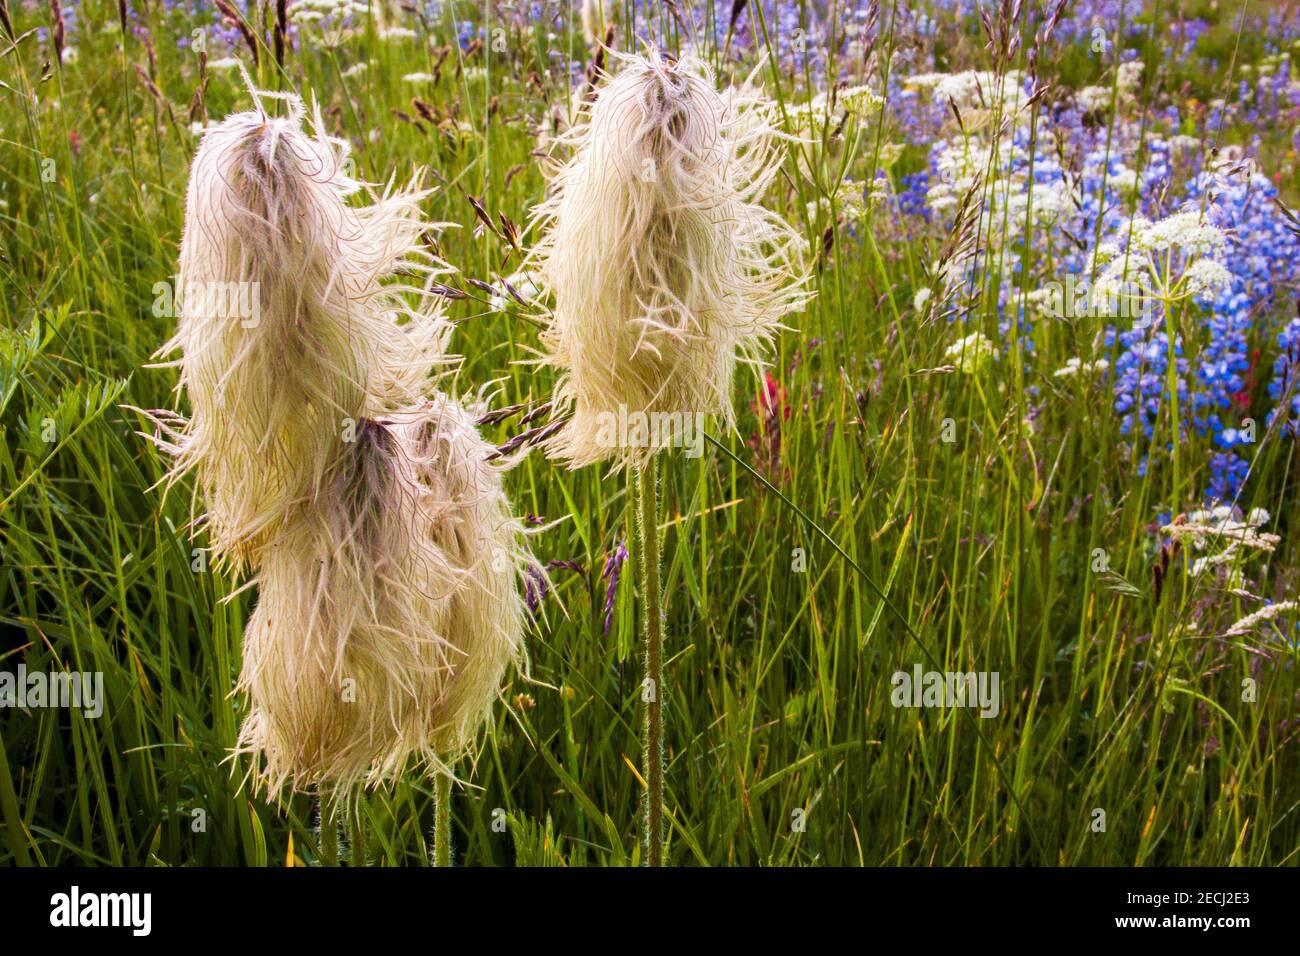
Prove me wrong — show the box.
[887,15,1300,503]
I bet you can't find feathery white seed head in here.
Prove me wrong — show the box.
[529,51,809,469]
[237,394,532,792]
[152,85,453,574]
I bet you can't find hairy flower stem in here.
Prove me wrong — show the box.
[633,463,664,866]
[317,796,338,867]
[348,793,367,866]
[433,771,452,867]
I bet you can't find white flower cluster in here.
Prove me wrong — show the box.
[908,70,1029,122]
[1089,209,1231,304]
[1241,51,1292,79]
[1105,165,1141,196]
[1132,211,1228,255]
[1183,258,1233,296]
[925,133,1078,240]
[289,0,368,47]
[289,0,366,26]
[1180,505,1273,540]
[1162,507,1280,579]
[838,85,886,119]
[1168,134,1202,158]
[944,332,997,374]
[1076,61,1144,114]
[1052,356,1109,379]
[806,179,889,222]
[786,85,884,134]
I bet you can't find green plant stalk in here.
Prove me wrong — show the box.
[0,735,32,866]
[349,793,367,867]
[434,771,453,867]
[634,462,665,867]
[318,797,338,868]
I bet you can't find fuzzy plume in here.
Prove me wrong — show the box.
[151,86,451,574]
[237,394,531,791]
[528,51,809,469]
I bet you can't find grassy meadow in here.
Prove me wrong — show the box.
[1,0,1299,867]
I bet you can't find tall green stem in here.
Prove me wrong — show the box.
[317,795,338,867]
[349,793,367,867]
[634,463,665,866]
[0,738,32,866]
[433,771,453,867]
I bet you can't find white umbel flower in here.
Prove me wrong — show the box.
[944,332,997,374]
[1053,356,1109,378]
[1184,258,1233,296]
